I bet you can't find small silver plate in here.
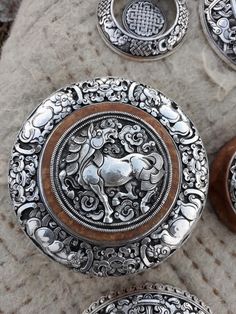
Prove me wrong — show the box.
[83,283,213,314]
[97,0,189,60]
[200,0,236,70]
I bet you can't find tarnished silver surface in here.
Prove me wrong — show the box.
[83,283,213,313]
[8,77,208,276]
[228,154,236,213]
[200,0,236,70]
[97,0,189,60]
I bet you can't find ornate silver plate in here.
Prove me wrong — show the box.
[83,283,212,313]
[8,77,208,276]
[210,137,236,232]
[97,0,189,60]
[200,0,236,70]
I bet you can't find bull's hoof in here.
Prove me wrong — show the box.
[103,216,113,224]
[112,198,120,206]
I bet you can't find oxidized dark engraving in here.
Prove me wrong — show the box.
[8,78,209,276]
[84,284,213,314]
[123,0,166,37]
[97,0,189,60]
[54,114,169,229]
[201,0,236,69]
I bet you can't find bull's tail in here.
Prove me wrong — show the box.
[139,152,165,186]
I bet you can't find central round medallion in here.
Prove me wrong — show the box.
[52,111,170,231]
[123,0,166,38]
[40,103,180,243]
[9,78,208,275]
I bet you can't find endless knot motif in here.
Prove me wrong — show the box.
[123,0,166,37]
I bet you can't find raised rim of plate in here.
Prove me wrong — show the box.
[83,283,213,313]
[8,77,209,276]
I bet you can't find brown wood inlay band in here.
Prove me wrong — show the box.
[210,137,236,233]
[40,103,181,244]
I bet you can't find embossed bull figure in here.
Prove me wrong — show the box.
[60,123,165,223]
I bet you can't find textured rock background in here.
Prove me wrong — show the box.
[0,0,21,55]
[0,0,236,313]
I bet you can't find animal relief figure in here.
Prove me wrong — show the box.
[58,117,166,224]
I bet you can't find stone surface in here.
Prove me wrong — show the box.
[0,0,236,313]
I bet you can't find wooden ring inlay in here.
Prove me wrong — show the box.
[40,103,181,244]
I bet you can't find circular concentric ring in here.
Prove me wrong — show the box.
[97,0,189,60]
[39,103,180,244]
[8,77,209,276]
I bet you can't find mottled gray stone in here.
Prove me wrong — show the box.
[0,0,236,313]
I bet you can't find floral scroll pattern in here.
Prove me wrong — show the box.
[202,0,236,68]
[54,114,168,228]
[9,77,208,276]
[83,284,212,314]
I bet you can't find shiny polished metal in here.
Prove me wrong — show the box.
[83,283,212,313]
[8,77,209,276]
[200,0,236,70]
[97,0,189,60]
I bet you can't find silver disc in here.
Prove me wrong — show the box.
[8,77,209,277]
[122,0,166,37]
[97,0,189,60]
[83,283,213,314]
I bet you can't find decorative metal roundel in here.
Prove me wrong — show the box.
[97,0,189,60]
[8,77,209,277]
[200,0,236,70]
[83,283,213,314]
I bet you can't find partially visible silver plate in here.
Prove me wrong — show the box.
[83,283,213,314]
[97,0,189,60]
[200,0,236,70]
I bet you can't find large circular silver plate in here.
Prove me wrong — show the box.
[200,0,236,70]
[97,0,189,60]
[84,283,213,313]
[8,77,208,277]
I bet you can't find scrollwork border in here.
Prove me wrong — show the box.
[83,283,213,314]
[97,0,189,60]
[8,77,208,276]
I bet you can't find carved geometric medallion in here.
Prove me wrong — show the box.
[9,78,209,276]
[123,0,166,37]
